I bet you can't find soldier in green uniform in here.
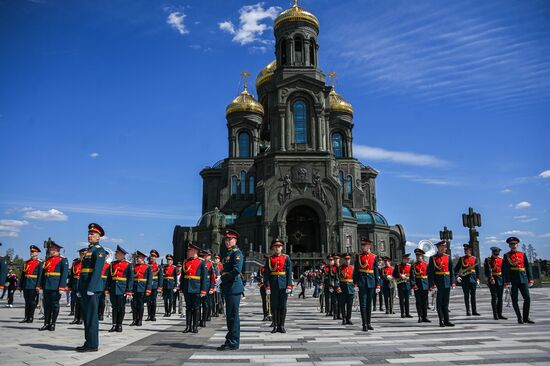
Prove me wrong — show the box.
[217,229,244,351]
[199,249,216,327]
[455,243,481,316]
[146,249,163,321]
[20,245,43,323]
[264,239,293,333]
[162,254,178,317]
[76,223,106,352]
[69,249,86,325]
[331,254,342,320]
[335,253,355,325]
[130,251,152,326]
[105,245,134,332]
[502,236,535,324]
[393,253,414,318]
[180,242,208,333]
[38,241,69,331]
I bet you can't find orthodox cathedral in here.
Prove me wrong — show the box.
[173,2,406,271]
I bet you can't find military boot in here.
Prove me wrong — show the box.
[182,310,192,333]
[49,308,59,331]
[109,309,118,332]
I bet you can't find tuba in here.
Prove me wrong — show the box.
[418,240,436,257]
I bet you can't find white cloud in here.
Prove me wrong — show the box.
[539,233,550,238]
[167,11,189,35]
[396,174,457,186]
[539,170,550,178]
[101,236,125,244]
[90,152,99,158]
[500,188,512,193]
[23,209,68,221]
[219,3,281,45]
[0,219,29,237]
[514,201,531,209]
[501,230,534,237]
[354,144,449,167]
[513,215,538,223]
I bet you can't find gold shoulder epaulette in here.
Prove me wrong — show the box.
[233,248,239,252]
[95,245,101,248]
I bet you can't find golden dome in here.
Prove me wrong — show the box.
[256,60,276,89]
[329,90,354,115]
[226,87,264,116]
[274,1,320,32]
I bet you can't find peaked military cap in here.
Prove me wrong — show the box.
[382,256,391,261]
[187,242,201,251]
[463,243,473,249]
[271,238,285,247]
[116,245,128,255]
[150,249,159,257]
[414,248,425,255]
[49,241,63,249]
[177,262,183,267]
[224,229,240,239]
[136,250,147,258]
[88,223,105,237]
[78,247,88,253]
[506,236,520,244]
[360,237,373,244]
[434,240,447,246]
[165,254,174,260]
[490,246,501,252]
[402,253,411,259]
[29,245,41,253]
[343,253,352,259]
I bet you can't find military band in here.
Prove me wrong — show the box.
[20,245,43,324]
[5,231,540,352]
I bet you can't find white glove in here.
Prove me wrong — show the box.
[529,282,534,288]
[329,288,334,293]
[87,291,94,296]
[286,288,292,294]
[173,288,178,293]
[376,288,381,294]
[200,293,206,297]
[456,277,462,283]
[266,289,271,295]
[401,274,406,279]
[59,290,64,295]
[76,292,82,298]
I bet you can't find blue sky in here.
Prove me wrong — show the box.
[1,0,549,261]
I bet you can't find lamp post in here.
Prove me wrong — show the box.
[439,226,453,258]
[462,207,483,280]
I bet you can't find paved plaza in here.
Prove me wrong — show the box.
[0,286,549,366]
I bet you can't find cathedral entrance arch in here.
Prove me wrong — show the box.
[286,205,320,253]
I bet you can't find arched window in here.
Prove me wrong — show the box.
[238,131,250,158]
[309,39,316,66]
[281,39,287,65]
[294,37,303,65]
[346,175,353,200]
[293,100,307,143]
[249,176,255,194]
[339,170,344,186]
[240,171,246,194]
[332,132,344,158]
[231,176,238,195]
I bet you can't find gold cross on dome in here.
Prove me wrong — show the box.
[240,71,250,91]
[328,70,336,89]
[293,0,299,7]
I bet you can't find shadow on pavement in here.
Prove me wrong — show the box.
[20,343,76,351]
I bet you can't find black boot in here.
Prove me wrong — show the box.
[361,308,367,331]
[472,301,480,316]
[271,308,278,333]
[137,308,144,326]
[151,301,157,321]
[200,306,207,327]
[279,308,287,333]
[28,305,35,323]
[192,308,200,333]
[20,305,29,323]
[523,300,534,324]
[117,309,125,332]
[129,310,137,326]
[39,309,51,331]
[182,310,192,333]
[49,309,59,331]
[109,309,118,332]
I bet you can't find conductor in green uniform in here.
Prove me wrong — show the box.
[76,223,106,353]
[217,229,244,351]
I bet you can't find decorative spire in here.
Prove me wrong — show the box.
[240,70,250,92]
[293,0,299,8]
[328,70,336,91]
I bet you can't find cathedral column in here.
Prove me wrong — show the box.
[278,107,286,151]
[285,105,292,150]
[311,115,316,150]
[288,38,294,66]
[304,39,311,66]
